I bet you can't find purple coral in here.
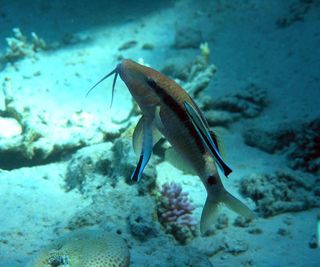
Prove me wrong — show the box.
[157,182,197,244]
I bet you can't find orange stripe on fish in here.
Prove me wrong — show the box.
[90,59,255,234]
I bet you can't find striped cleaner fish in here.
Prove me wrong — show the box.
[89,59,255,234]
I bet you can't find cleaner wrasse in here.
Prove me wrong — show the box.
[90,59,255,234]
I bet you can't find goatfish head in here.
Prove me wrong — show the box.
[89,58,255,235]
[87,59,161,108]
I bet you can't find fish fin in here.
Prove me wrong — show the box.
[164,147,197,175]
[209,129,227,159]
[209,130,221,153]
[154,106,165,132]
[131,116,153,182]
[184,101,232,177]
[200,189,256,235]
[132,117,144,155]
[132,115,162,156]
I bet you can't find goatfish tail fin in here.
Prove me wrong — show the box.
[200,189,255,235]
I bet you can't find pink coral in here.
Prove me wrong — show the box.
[157,182,197,244]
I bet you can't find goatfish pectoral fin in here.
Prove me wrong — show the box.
[184,101,232,177]
[131,116,156,182]
[133,115,162,156]
[200,189,256,235]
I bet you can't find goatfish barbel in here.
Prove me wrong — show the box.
[89,59,255,234]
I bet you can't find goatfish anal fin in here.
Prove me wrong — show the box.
[131,114,162,182]
[184,101,232,177]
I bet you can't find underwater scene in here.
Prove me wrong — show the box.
[0,0,319,266]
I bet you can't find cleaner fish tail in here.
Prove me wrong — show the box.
[200,188,255,235]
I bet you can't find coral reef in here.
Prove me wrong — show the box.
[0,79,124,170]
[286,119,320,173]
[243,119,320,174]
[64,143,114,194]
[28,229,130,267]
[127,199,159,241]
[157,182,197,245]
[66,179,158,241]
[1,28,46,63]
[202,83,268,127]
[240,171,320,217]
[160,44,216,99]
[243,124,295,153]
[161,47,268,128]
[183,54,217,98]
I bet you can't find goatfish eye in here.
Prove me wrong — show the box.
[146,77,157,88]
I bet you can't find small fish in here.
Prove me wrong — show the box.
[90,59,255,234]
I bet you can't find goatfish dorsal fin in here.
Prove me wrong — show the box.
[184,101,232,177]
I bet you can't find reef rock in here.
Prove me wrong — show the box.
[0,79,124,170]
[127,198,160,241]
[1,28,46,63]
[161,44,216,99]
[286,119,320,173]
[203,83,268,127]
[243,119,320,174]
[64,143,114,194]
[243,124,295,153]
[240,171,320,217]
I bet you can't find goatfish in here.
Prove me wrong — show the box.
[89,59,255,234]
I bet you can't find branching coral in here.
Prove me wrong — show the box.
[1,28,46,63]
[157,182,197,244]
[181,44,216,98]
